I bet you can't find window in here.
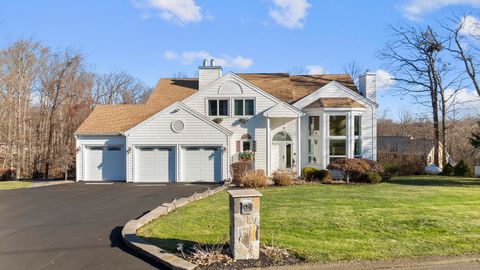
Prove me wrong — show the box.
[329,115,347,136]
[308,116,321,165]
[107,146,121,151]
[354,115,362,157]
[234,99,254,116]
[242,141,251,151]
[329,115,347,163]
[309,116,320,136]
[208,99,228,116]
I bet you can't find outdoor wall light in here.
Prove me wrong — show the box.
[127,146,132,154]
[76,147,81,153]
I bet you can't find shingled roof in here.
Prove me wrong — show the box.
[75,73,357,134]
[377,136,435,155]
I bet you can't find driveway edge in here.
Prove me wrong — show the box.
[121,183,229,270]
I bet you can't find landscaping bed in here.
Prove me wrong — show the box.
[138,175,480,268]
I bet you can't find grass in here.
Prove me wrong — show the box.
[138,175,480,263]
[0,180,32,190]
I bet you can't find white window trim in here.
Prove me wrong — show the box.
[233,98,256,117]
[206,98,229,117]
[327,113,349,163]
[353,113,363,158]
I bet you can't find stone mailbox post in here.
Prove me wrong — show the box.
[227,189,262,260]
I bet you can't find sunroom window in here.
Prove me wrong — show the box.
[329,115,347,163]
[208,99,228,116]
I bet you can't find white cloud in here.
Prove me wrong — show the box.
[376,69,395,89]
[133,0,202,24]
[164,50,254,69]
[400,0,480,20]
[445,88,480,112]
[269,0,311,29]
[460,15,480,36]
[305,65,325,75]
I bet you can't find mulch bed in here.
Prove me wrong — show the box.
[177,244,303,270]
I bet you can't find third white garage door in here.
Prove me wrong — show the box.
[181,147,221,182]
[135,146,175,182]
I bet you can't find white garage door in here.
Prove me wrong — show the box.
[135,146,175,182]
[85,145,125,181]
[181,147,221,182]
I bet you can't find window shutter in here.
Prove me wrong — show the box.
[236,141,240,152]
[252,140,257,152]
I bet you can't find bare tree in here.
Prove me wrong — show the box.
[343,61,363,84]
[380,25,445,166]
[443,11,480,97]
[93,71,148,105]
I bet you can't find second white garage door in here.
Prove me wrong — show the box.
[181,147,221,182]
[135,146,175,182]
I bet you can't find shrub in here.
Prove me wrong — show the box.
[230,161,253,186]
[367,172,382,184]
[306,170,331,182]
[327,158,371,183]
[454,160,473,177]
[271,170,294,186]
[364,159,384,175]
[442,163,454,176]
[377,152,426,175]
[384,164,400,177]
[240,169,268,188]
[301,167,317,178]
[0,169,15,181]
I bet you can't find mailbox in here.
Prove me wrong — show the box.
[227,189,262,260]
[240,198,253,214]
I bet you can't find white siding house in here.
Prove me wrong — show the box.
[75,60,378,182]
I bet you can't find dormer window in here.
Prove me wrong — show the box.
[208,99,229,116]
[234,99,254,116]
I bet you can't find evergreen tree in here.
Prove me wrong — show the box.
[470,121,480,149]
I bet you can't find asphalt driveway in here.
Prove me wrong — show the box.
[0,182,216,270]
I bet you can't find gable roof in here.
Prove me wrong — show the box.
[237,73,357,103]
[76,73,358,134]
[304,97,365,109]
[377,136,436,155]
[75,78,198,134]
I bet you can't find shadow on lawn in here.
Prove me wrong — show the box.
[386,176,480,187]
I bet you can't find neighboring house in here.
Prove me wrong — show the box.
[377,136,452,167]
[75,60,378,182]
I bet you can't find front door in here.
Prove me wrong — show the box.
[271,142,292,171]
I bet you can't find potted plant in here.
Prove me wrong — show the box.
[238,118,249,125]
[212,117,223,124]
[239,151,255,161]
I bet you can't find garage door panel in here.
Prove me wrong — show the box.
[182,147,221,182]
[85,146,125,181]
[135,147,175,182]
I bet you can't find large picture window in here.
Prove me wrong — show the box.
[329,115,347,163]
[208,99,229,116]
[234,99,254,116]
[329,115,347,136]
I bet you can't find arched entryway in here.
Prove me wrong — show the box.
[271,131,292,171]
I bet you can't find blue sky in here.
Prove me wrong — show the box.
[1,0,480,118]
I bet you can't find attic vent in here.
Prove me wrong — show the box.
[171,120,185,133]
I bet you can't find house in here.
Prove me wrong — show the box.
[74,60,378,182]
[377,136,452,168]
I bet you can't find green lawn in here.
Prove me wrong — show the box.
[138,176,480,262]
[0,180,32,190]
